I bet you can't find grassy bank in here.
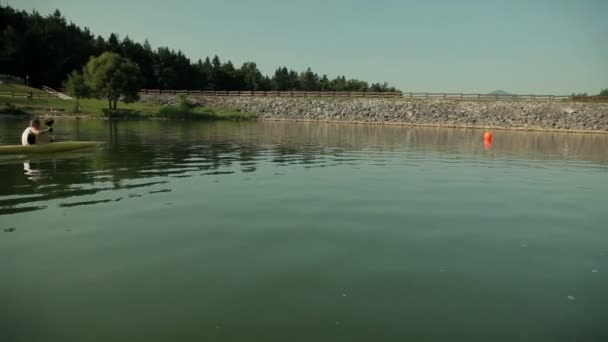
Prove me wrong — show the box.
[0,82,42,93]
[0,95,256,120]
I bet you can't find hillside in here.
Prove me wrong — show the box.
[0,79,42,93]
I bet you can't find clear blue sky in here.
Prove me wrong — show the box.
[9,0,608,94]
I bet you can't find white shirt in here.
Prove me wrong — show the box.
[21,127,35,146]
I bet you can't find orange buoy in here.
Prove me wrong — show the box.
[483,131,493,149]
[483,131,493,143]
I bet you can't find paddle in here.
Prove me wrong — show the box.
[44,118,55,142]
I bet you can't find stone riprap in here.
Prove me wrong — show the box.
[140,95,608,132]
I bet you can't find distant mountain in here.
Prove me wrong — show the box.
[488,90,513,95]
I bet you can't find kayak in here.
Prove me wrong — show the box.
[0,141,104,155]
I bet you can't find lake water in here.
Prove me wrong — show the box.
[1,119,607,342]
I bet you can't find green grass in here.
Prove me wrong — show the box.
[0,95,256,120]
[0,80,44,93]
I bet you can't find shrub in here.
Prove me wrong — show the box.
[101,108,141,119]
[157,96,195,119]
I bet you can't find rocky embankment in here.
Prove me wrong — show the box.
[140,95,608,132]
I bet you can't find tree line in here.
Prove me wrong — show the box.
[0,5,398,92]
[572,89,608,98]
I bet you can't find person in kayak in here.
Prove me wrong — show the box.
[21,118,52,146]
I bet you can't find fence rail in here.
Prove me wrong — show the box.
[140,90,404,98]
[139,89,608,102]
[2,88,607,102]
[403,92,573,101]
[0,89,53,98]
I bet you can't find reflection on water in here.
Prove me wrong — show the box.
[23,161,46,182]
[0,120,607,215]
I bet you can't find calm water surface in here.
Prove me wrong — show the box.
[1,119,607,342]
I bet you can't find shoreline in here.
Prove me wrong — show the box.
[0,96,255,120]
[4,95,608,134]
[258,118,608,135]
[145,95,608,134]
[3,113,608,135]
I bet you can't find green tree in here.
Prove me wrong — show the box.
[259,75,272,91]
[84,52,142,109]
[0,4,399,92]
[238,62,263,91]
[63,70,90,112]
[318,75,330,91]
[370,82,389,92]
[200,57,214,90]
[342,79,365,92]
[600,88,608,97]
[299,68,319,91]
[208,55,223,90]
[92,35,107,54]
[271,67,289,90]
[193,59,209,90]
[154,47,178,89]
[287,69,300,90]
[220,61,237,90]
[120,37,156,89]
[107,33,120,53]
[331,76,347,91]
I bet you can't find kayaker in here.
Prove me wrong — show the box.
[21,118,52,146]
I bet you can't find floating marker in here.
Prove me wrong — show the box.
[483,131,494,143]
[483,131,493,149]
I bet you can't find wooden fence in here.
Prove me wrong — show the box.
[139,90,404,98]
[139,89,608,102]
[2,88,607,102]
[403,92,575,101]
[0,89,53,98]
